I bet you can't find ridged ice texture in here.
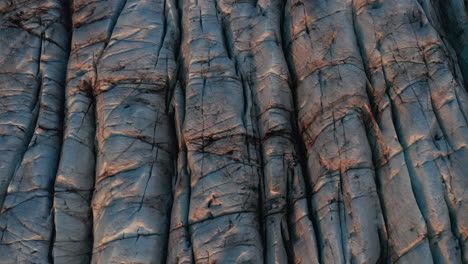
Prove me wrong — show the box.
[0,0,467,263]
